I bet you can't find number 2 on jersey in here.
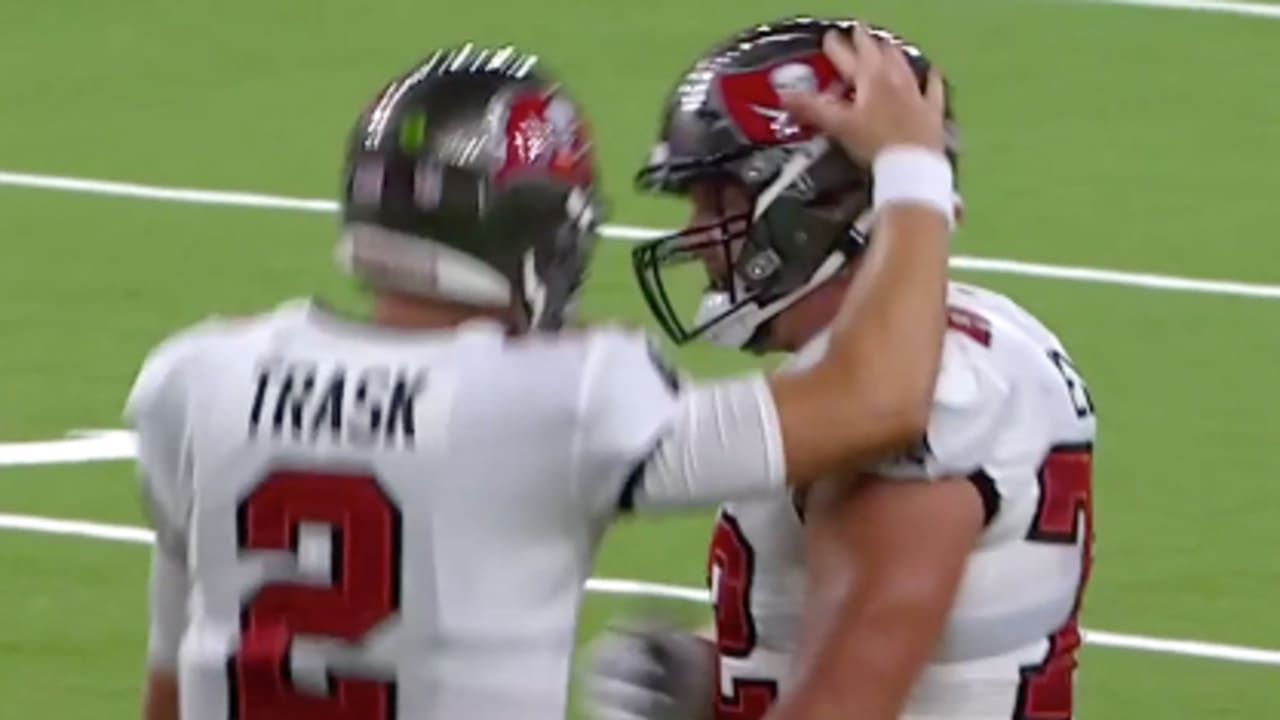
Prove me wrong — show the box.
[230,470,401,720]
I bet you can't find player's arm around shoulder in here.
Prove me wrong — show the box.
[589,29,958,504]
[766,28,957,485]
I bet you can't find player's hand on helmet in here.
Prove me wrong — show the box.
[584,618,715,720]
[781,24,947,163]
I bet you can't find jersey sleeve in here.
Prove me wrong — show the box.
[575,330,682,515]
[124,328,206,558]
[575,329,789,515]
[627,374,786,510]
[872,330,1014,481]
[125,324,218,669]
[124,321,229,578]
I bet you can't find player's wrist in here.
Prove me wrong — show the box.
[871,146,956,231]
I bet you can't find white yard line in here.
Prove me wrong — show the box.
[0,431,137,467]
[950,256,1280,299]
[1,169,1277,300]
[0,509,1277,666]
[1076,0,1280,20]
[0,512,156,544]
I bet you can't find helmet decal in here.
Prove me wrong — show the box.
[497,92,594,187]
[716,53,840,144]
[631,17,954,350]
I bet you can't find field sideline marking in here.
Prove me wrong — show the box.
[1077,0,1280,19]
[1,509,1279,667]
[1,169,1278,301]
[0,430,137,467]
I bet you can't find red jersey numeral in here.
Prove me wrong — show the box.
[230,470,401,720]
[947,305,992,347]
[708,513,777,720]
[1014,445,1094,720]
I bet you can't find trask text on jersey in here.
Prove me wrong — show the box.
[247,359,427,448]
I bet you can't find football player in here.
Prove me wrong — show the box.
[131,37,957,720]
[587,18,1098,720]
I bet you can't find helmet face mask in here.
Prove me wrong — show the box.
[632,205,756,347]
[633,134,873,352]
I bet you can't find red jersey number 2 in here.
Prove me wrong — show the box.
[229,470,401,720]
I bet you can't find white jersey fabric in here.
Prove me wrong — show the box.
[708,283,1098,720]
[127,298,785,720]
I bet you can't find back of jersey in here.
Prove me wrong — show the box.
[128,300,661,720]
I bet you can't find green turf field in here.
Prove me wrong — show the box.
[2,0,1278,716]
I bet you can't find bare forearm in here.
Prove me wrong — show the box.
[772,205,948,484]
[768,606,937,720]
[768,29,954,485]
[828,204,950,425]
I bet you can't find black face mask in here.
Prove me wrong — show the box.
[632,138,870,348]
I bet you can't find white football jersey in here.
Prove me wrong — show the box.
[126,298,727,720]
[708,282,1097,720]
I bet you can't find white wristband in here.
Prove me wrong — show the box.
[872,146,956,230]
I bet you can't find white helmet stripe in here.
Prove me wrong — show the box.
[751,135,829,221]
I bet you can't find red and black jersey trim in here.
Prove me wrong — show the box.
[966,468,1001,527]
